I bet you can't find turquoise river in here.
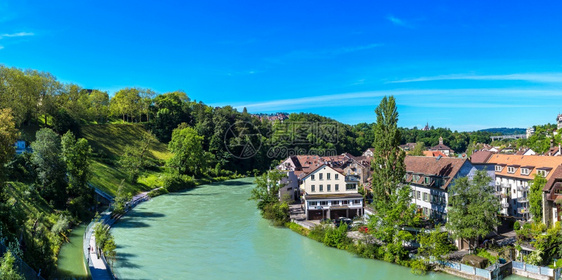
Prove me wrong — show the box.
[111,178,523,280]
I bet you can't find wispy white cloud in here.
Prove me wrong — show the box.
[387,15,411,28]
[226,88,560,112]
[388,73,562,84]
[0,32,34,39]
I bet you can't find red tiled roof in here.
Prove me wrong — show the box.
[470,151,493,164]
[487,154,562,181]
[430,144,453,152]
[423,151,447,158]
[404,156,468,190]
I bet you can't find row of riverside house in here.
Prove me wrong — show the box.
[276,152,372,220]
[277,147,562,237]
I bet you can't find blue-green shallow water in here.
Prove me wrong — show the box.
[111,178,525,280]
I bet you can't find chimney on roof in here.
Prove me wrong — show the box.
[439,136,443,145]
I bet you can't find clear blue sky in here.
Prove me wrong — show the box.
[2,0,562,131]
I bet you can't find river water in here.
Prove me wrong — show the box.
[111,178,516,280]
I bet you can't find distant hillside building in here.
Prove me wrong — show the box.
[429,137,454,156]
[558,114,562,130]
[526,127,535,139]
[399,143,416,152]
[252,112,289,122]
[423,123,430,131]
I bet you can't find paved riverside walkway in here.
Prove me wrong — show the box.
[84,190,152,280]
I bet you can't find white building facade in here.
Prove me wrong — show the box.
[301,164,363,220]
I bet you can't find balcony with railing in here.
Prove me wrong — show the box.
[518,207,529,214]
[517,196,529,203]
[501,202,509,208]
[500,183,510,189]
[517,185,529,192]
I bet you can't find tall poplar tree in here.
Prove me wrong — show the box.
[371,96,406,204]
[369,96,416,263]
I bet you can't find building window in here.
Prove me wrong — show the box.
[417,191,421,199]
[424,177,431,185]
[335,174,339,180]
[327,173,331,180]
[335,184,339,191]
[413,175,420,181]
[521,168,530,175]
[327,184,331,192]
[308,201,317,206]
[311,175,315,181]
[311,185,315,192]
[423,193,428,202]
[319,173,323,180]
[319,185,323,192]
[354,200,361,204]
[538,170,548,177]
[495,165,503,172]
[342,200,348,205]
[320,201,327,206]
[346,184,356,190]
[507,167,516,174]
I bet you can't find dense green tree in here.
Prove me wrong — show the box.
[167,124,206,176]
[30,128,66,206]
[110,88,142,122]
[250,171,287,211]
[52,108,80,135]
[61,131,92,195]
[446,170,500,250]
[529,174,547,221]
[88,90,110,123]
[0,109,19,176]
[151,91,191,142]
[250,171,289,225]
[0,251,25,280]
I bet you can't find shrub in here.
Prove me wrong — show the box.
[410,259,429,275]
[309,225,327,242]
[262,202,289,226]
[513,221,521,231]
[286,222,309,236]
[163,174,196,192]
[323,223,350,249]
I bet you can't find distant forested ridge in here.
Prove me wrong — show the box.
[479,127,526,135]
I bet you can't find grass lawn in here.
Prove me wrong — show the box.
[89,161,156,197]
[83,123,172,196]
[81,123,171,161]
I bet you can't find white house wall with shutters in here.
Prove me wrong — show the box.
[301,164,363,220]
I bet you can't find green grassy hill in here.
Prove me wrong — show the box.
[82,124,171,196]
[81,124,171,161]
